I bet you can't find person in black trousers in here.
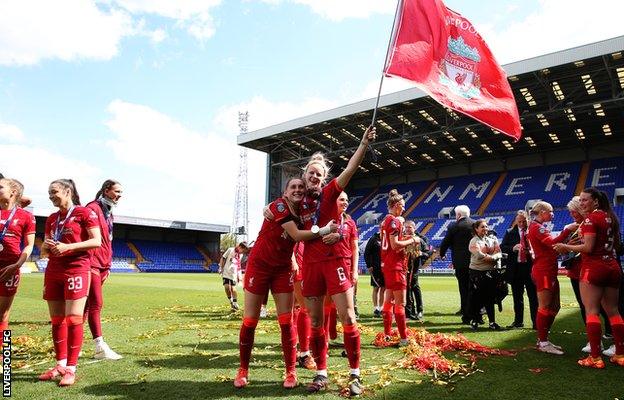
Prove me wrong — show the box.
[500,210,537,329]
[364,231,384,317]
[440,205,475,324]
[404,221,433,320]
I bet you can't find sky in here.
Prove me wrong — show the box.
[1,0,623,240]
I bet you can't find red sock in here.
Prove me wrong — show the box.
[239,317,258,370]
[382,302,393,335]
[343,323,360,370]
[323,305,332,344]
[66,315,84,367]
[329,305,338,340]
[609,314,624,355]
[0,321,8,332]
[586,314,602,358]
[293,306,301,346]
[51,316,68,362]
[536,308,550,342]
[87,270,104,339]
[278,312,296,373]
[394,304,407,339]
[310,326,327,371]
[297,308,311,353]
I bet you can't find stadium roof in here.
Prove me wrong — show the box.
[238,35,624,176]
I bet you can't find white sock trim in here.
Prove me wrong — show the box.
[316,369,328,377]
[57,359,67,367]
[350,368,360,376]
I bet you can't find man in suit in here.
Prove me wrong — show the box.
[500,210,537,328]
[439,205,474,323]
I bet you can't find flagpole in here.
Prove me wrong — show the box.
[370,0,403,127]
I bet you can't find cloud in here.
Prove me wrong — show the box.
[0,143,101,216]
[0,120,25,142]
[104,99,252,226]
[113,0,222,40]
[477,0,624,63]
[0,0,222,66]
[213,95,340,133]
[0,0,134,66]
[258,0,395,21]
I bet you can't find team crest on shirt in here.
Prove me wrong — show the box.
[276,202,285,213]
[248,277,254,287]
[539,226,545,234]
[12,219,19,225]
[390,220,398,229]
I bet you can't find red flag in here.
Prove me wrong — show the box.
[385,0,522,140]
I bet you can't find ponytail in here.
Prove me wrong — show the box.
[95,179,121,200]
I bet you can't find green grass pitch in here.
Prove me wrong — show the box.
[7,273,624,399]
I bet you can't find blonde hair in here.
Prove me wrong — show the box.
[386,189,404,209]
[567,196,583,214]
[531,201,552,215]
[0,178,24,204]
[303,152,330,183]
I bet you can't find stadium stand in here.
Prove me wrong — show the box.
[583,157,624,201]
[486,163,581,213]
[112,239,135,259]
[350,181,432,223]
[409,172,499,218]
[133,240,208,273]
[352,156,624,274]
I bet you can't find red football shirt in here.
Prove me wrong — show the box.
[86,200,113,269]
[302,178,344,264]
[381,214,405,271]
[45,206,100,272]
[335,216,358,258]
[527,220,569,273]
[580,210,618,269]
[0,208,36,265]
[249,197,301,268]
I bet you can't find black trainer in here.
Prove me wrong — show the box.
[306,374,329,393]
[348,374,363,397]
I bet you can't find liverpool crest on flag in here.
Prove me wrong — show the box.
[385,0,522,140]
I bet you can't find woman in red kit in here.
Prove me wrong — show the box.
[527,201,575,355]
[38,179,101,387]
[380,189,420,346]
[554,187,624,369]
[292,241,316,370]
[324,192,359,348]
[299,126,375,396]
[234,177,336,389]
[84,179,123,360]
[0,178,36,332]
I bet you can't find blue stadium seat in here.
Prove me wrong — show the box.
[584,157,624,201]
[487,163,581,213]
[409,173,499,218]
[133,240,208,273]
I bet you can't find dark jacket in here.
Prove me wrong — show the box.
[407,232,433,272]
[364,232,381,272]
[500,225,532,279]
[439,216,475,270]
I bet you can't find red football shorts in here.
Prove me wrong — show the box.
[244,258,294,295]
[580,263,621,289]
[531,269,559,292]
[383,268,407,291]
[91,267,111,284]
[0,271,20,297]
[43,269,91,301]
[302,258,352,297]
